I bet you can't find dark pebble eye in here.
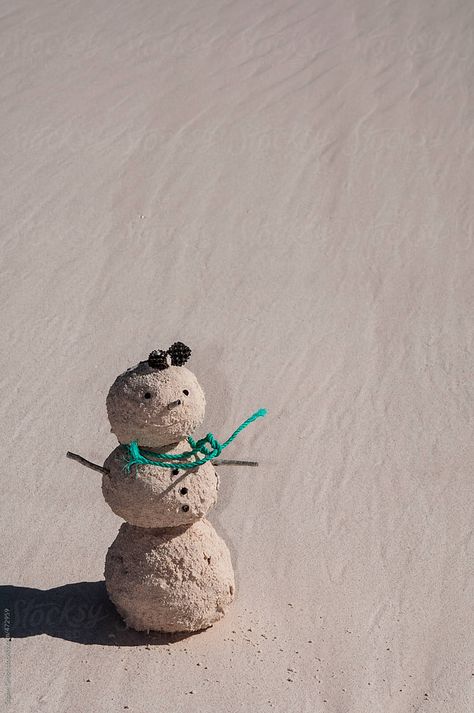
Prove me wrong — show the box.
[144,392,152,399]
[182,504,189,512]
[180,487,188,495]
[182,389,189,396]
[172,469,179,476]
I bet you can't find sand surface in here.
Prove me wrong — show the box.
[1,1,473,711]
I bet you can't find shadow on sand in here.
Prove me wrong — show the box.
[0,581,198,646]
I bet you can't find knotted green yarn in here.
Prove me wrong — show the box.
[122,408,267,473]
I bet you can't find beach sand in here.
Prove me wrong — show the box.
[0,0,472,711]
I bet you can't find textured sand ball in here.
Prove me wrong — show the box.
[105,519,235,633]
[106,362,206,448]
[102,440,219,528]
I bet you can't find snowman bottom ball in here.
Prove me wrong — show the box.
[104,519,235,633]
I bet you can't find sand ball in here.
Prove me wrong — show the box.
[105,519,235,633]
[102,441,219,528]
[106,362,206,448]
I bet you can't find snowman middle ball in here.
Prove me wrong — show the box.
[102,442,219,528]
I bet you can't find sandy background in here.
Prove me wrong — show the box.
[1,0,473,711]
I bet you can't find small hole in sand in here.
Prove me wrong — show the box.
[207,557,211,564]
[182,389,189,396]
[180,487,188,495]
[144,392,152,399]
[229,585,234,595]
[182,504,189,512]
[172,469,179,475]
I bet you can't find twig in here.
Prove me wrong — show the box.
[66,450,258,472]
[212,459,259,467]
[66,451,109,474]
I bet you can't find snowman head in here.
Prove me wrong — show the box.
[106,343,206,448]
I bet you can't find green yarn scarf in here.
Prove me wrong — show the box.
[122,408,267,473]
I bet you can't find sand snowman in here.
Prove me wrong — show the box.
[94,342,265,634]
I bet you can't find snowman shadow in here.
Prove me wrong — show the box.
[0,582,199,646]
